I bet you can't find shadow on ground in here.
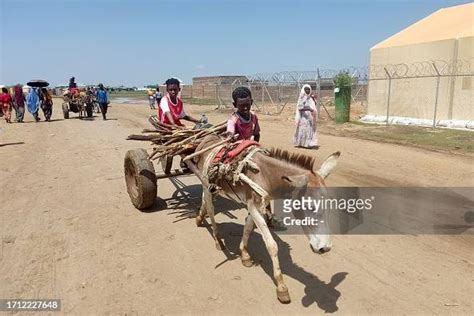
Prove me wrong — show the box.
[150,176,348,313]
[216,222,347,312]
[0,141,25,147]
[147,177,242,222]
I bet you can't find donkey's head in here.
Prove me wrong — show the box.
[281,151,340,254]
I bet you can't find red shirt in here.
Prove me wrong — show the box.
[69,87,79,95]
[227,112,260,140]
[0,93,12,107]
[158,95,185,126]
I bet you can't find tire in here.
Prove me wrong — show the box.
[86,105,93,118]
[124,148,157,210]
[160,155,173,174]
[62,102,69,119]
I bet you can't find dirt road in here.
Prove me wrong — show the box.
[0,100,472,314]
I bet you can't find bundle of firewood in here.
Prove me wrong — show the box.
[127,116,228,160]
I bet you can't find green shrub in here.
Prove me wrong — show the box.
[334,71,353,87]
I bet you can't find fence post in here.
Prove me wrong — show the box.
[215,84,219,108]
[383,67,392,125]
[316,68,321,114]
[432,62,441,128]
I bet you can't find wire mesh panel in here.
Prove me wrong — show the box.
[368,59,474,126]
[190,67,369,116]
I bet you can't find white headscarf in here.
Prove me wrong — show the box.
[295,84,316,121]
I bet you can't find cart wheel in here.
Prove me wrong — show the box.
[62,102,69,119]
[124,148,157,210]
[160,155,173,174]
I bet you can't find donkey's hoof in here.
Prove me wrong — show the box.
[241,258,254,268]
[276,288,291,304]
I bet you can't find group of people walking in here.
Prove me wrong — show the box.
[2,78,319,149]
[0,85,53,123]
[27,87,54,122]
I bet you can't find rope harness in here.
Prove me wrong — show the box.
[200,143,270,207]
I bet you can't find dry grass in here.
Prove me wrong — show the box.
[322,121,474,154]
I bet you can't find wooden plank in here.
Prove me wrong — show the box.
[155,169,192,180]
[183,160,204,183]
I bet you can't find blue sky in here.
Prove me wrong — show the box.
[0,0,471,86]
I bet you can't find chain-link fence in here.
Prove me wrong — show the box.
[368,59,473,127]
[162,59,472,127]
[184,67,368,116]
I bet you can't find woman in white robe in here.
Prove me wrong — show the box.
[294,84,319,148]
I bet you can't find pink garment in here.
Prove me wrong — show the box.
[212,140,260,164]
[227,112,260,140]
[0,93,12,122]
[14,86,25,107]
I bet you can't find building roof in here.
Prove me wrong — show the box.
[371,2,473,50]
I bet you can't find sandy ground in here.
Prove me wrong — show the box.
[0,100,473,315]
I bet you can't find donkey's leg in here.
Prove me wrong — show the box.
[203,188,224,250]
[239,214,255,267]
[264,202,274,226]
[195,190,207,227]
[248,201,291,304]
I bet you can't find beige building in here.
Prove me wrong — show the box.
[367,3,473,126]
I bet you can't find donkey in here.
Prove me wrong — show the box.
[192,135,340,303]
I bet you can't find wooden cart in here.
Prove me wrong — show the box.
[124,117,228,209]
[62,94,94,119]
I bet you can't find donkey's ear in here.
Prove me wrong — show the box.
[282,174,308,188]
[316,151,341,179]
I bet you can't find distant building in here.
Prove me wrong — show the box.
[368,2,473,123]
